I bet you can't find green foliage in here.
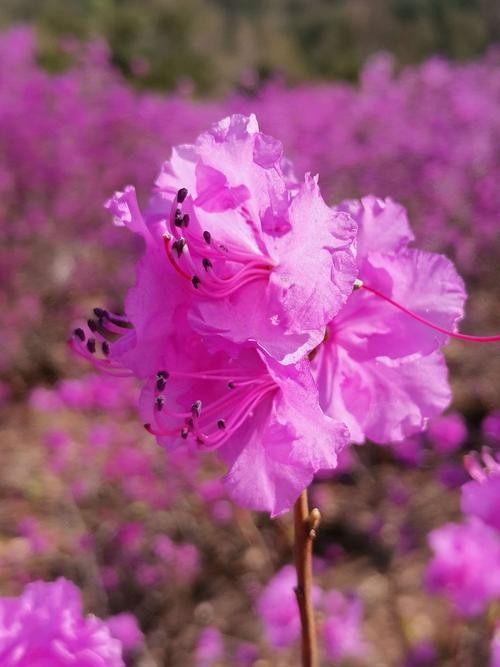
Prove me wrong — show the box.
[0,0,497,92]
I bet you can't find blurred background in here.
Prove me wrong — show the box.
[2,0,500,90]
[1,1,500,666]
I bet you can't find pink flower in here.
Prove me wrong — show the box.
[461,450,500,531]
[106,114,358,365]
[312,196,466,443]
[195,628,224,667]
[256,565,303,648]
[427,413,467,455]
[483,412,500,445]
[105,613,143,651]
[138,342,349,516]
[426,518,500,616]
[321,591,367,662]
[0,578,127,665]
[491,624,500,667]
[72,291,349,516]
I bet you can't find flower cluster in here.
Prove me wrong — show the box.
[72,115,466,517]
[257,565,367,662]
[0,578,142,666]
[426,450,500,619]
[28,372,205,595]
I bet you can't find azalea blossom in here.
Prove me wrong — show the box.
[491,624,500,667]
[311,196,466,443]
[321,591,367,662]
[71,284,348,515]
[256,566,367,659]
[0,578,133,666]
[461,449,500,531]
[256,565,323,649]
[425,518,500,616]
[106,114,358,364]
[256,565,304,648]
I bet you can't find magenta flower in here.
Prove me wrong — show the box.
[312,196,466,443]
[256,565,312,648]
[105,613,143,652]
[137,341,349,516]
[491,625,500,667]
[321,591,367,662]
[72,266,349,516]
[0,578,128,666]
[106,114,358,364]
[461,450,500,531]
[427,413,467,455]
[426,518,500,616]
[195,628,224,667]
[483,412,500,445]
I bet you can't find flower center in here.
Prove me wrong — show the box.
[69,308,134,376]
[146,366,278,451]
[162,188,275,298]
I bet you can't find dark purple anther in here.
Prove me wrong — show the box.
[86,338,96,354]
[156,376,166,391]
[181,427,189,440]
[227,382,235,390]
[174,209,184,227]
[87,319,97,332]
[173,238,186,257]
[192,275,201,289]
[217,419,226,430]
[93,307,108,319]
[155,396,165,411]
[101,341,110,356]
[192,400,202,417]
[74,328,85,341]
[157,370,169,380]
[202,258,212,271]
[203,230,211,244]
[182,214,190,227]
[177,188,188,203]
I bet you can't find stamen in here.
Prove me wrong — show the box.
[93,307,109,319]
[162,189,275,299]
[362,283,500,343]
[87,319,97,332]
[147,367,277,450]
[172,237,186,257]
[86,338,96,354]
[74,328,85,341]
[177,188,188,203]
[102,341,110,356]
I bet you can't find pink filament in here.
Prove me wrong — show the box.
[361,283,500,343]
[152,369,276,449]
[163,195,273,297]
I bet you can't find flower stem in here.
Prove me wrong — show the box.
[294,489,321,667]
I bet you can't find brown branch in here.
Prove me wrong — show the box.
[294,489,321,667]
